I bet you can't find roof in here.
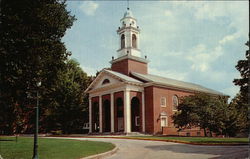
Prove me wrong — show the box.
[104,69,142,84]
[131,72,227,96]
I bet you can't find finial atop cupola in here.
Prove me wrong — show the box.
[127,0,130,11]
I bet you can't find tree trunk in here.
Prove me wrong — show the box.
[203,128,207,137]
[209,129,212,137]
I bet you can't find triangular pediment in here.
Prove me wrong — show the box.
[91,73,122,90]
[85,69,123,93]
[85,69,143,93]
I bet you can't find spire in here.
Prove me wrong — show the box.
[127,0,129,10]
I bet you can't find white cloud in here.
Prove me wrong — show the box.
[186,44,223,72]
[80,65,98,76]
[172,1,249,37]
[194,2,226,20]
[164,10,173,17]
[79,1,99,16]
[219,33,239,45]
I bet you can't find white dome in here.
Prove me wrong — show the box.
[123,9,133,18]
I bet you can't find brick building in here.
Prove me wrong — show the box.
[85,9,226,136]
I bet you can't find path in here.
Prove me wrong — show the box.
[55,137,249,159]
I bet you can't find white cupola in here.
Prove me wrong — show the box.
[116,8,141,58]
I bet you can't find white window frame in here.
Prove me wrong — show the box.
[160,116,168,127]
[160,97,166,107]
[135,116,140,126]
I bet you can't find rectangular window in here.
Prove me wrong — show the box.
[160,116,167,127]
[160,97,166,107]
[135,116,140,126]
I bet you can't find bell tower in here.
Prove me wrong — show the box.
[111,8,148,76]
[117,8,141,57]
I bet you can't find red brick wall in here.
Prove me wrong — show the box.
[150,86,206,136]
[144,86,154,133]
[114,91,124,132]
[152,87,192,134]
[111,58,147,75]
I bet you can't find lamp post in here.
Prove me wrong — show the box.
[33,81,41,159]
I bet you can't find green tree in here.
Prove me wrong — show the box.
[232,40,249,134]
[42,59,91,133]
[172,93,232,136]
[230,93,249,135]
[0,0,75,134]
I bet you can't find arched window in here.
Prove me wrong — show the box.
[132,34,137,48]
[102,79,110,85]
[121,34,125,49]
[173,95,179,110]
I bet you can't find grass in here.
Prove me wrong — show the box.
[120,136,249,145]
[0,136,115,159]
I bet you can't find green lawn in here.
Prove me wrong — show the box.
[0,136,115,159]
[123,136,249,144]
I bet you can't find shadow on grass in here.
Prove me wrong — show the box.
[0,139,15,141]
[145,144,248,159]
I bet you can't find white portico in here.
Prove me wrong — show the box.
[85,69,146,134]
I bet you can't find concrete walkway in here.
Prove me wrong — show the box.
[56,137,249,159]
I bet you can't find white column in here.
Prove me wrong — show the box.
[111,93,114,133]
[89,98,92,133]
[124,90,131,133]
[142,91,145,132]
[99,96,103,133]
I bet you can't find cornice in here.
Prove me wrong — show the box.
[117,26,140,33]
[116,47,141,52]
[110,54,149,64]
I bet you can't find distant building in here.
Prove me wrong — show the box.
[85,8,226,136]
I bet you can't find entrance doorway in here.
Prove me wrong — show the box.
[116,98,124,132]
[92,102,99,132]
[103,100,111,132]
[131,97,140,132]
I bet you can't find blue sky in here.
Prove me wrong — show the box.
[63,1,249,100]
